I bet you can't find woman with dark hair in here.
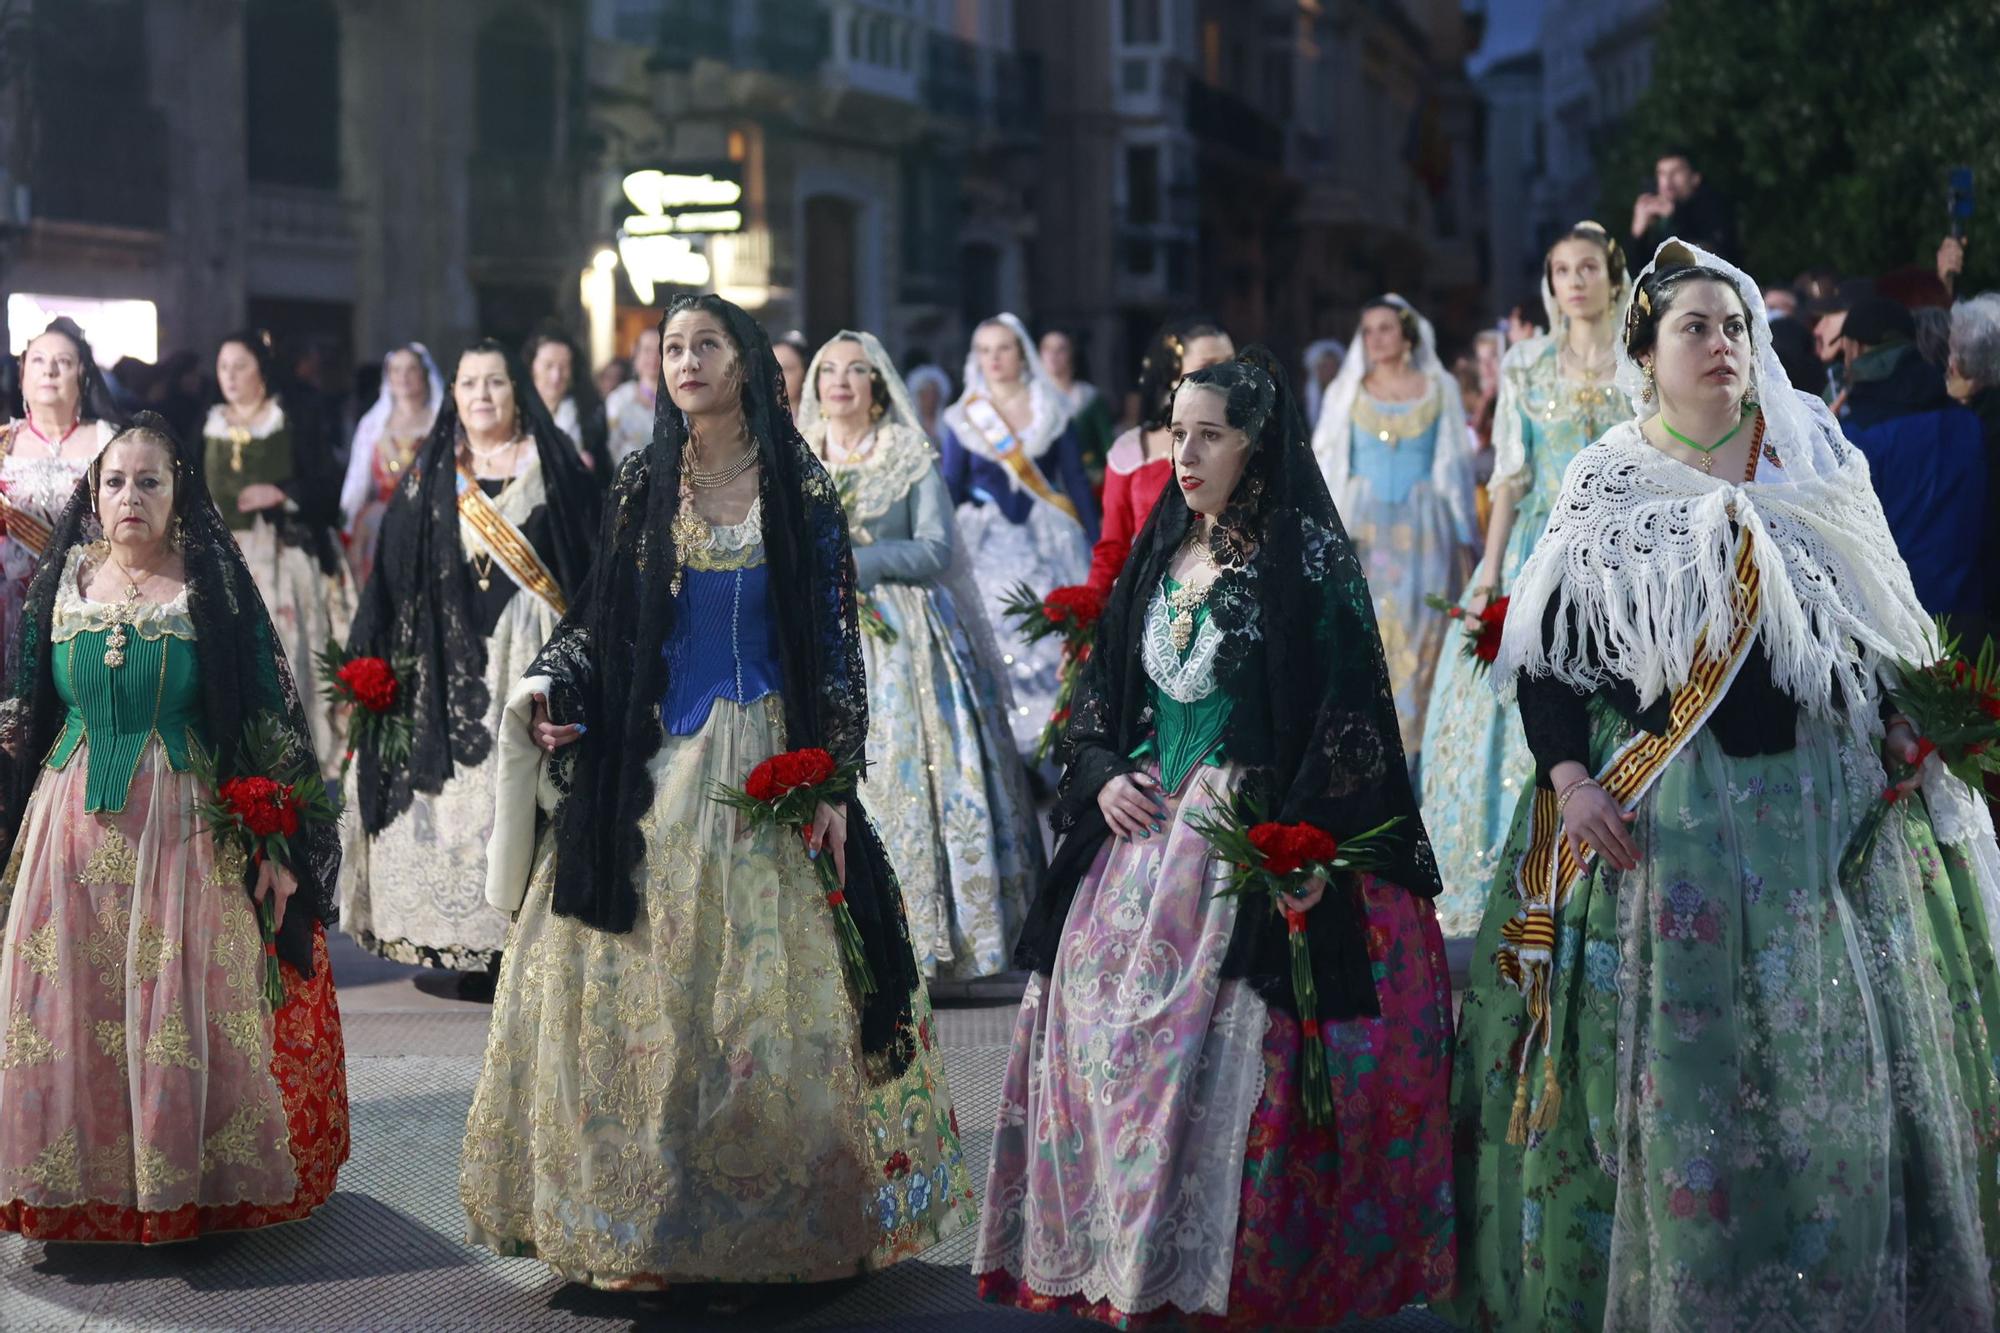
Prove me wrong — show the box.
[1039,327,1115,486]
[941,314,1100,762]
[523,329,613,479]
[1311,296,1478,769]
[0,413,348,1243]
[338,340,598,993]
[797,329,1041,980]
[460,296,974,1290]
[1421,222,1632,934]
[1443,239,2000,1329]
[1085,316,1233,598]
[1,318,124,675]
[975,349,1455,1327]
[205,331,351,767]
[339,343,443,587]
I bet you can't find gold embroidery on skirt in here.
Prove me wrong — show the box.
[208,839,248,890]
[93,1019,129,1075]
[79,826,139,887]
[133,916,180,982]
[212,1009,266,1059]
[201,1102,270,1170]
[21,1127,81,1194]
[83,900,127,990]
[134,1142,192,1197]
[142,1010,204,1070]
[19,919,60,979]
[0,1006,58,1067]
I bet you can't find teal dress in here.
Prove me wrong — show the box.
[1419,337,1628,935]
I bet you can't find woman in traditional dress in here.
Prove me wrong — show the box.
[905,364,952,445]
[1422,223,1633,934]
[461,295,975,1292]
[1039,327,1116,489]
[975,349,1456,1328]
[1087,316,1233,598]
[1444,239,2000,1331]
[939,313,1099,759]
[0,413,348,1243]
[339,342,442,588]
[1300,338,1344,431]
[1,319,122,676]
[1311,296,1478,769]
[604,324,661,464]
[525,330,613,480]
[796,329,1042,980]
[339,341,598,996]
[205,331,351,767]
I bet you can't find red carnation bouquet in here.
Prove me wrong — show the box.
[1000,582,1106,762]
[1840,620,2000,883]
[1185,796,1402,1127]
[192,712,339,1010]
[1425,592,1509,673]
[710,747,876,995]
[316,639,416,778]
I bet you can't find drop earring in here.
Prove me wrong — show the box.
[1641,361,1656,401]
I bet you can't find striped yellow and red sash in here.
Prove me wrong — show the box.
[456,468,567,617]
[1496,528,1763,1143]
[960,395,1080,522]
[0,424,55,559]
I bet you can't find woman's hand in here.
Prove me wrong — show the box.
[236,483,287,512]
[1553,760,1639,872]
[253,857,299,932]
[1097,771,1167,840]
[1465,569,1496,617]
[530,692,585,754]
[1281,876,1327,914]
[805,800,848,886]
[1883,717,1926,797]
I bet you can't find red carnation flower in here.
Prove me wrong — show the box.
[336,655,400,714]
[1248,822,1306,876]
[744,761,783,803]
[1043,585,1105,631]
[220,775,297,839]
[1981,694,2000,721]
[1282,824,1337,866]
[1471,597,1510,665]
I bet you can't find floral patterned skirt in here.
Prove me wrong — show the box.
[974,759,1456,1327]
[1443,725,2000,1331]
[0,746,348,1243]
[236,518,351,773]
[860,579,1039,980]
[459,694,976,1287]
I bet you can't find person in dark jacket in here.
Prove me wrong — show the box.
[1947,292,2000,639]
[1629,149,1739,260]
[1840,294,1988,618]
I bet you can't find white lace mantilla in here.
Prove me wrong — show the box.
[50,548,195,642]
[1498,423,1934,739]
[1140,584,1223,704]
[823,424,934,535]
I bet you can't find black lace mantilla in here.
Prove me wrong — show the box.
[527,295,920,1078]
[346,342,601,836]
[0,412,339,976]
[1017,348,1441,1021]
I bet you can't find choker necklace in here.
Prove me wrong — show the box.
[1659,403,1752,475]
[686,441,757,488]
[24,416,81,453]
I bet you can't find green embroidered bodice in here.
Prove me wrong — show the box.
[203,408,294,533]
[1130,574,1231,793]
[44,551,204,813]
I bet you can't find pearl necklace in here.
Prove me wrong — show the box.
[686,440,758,488]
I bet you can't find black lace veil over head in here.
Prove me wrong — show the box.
[1018,346,1440,1019]
[346,339,600,836]
[527,293,921,1074]
[0,412,338,973]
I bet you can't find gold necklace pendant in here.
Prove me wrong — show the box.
[103,580,141,669]
[226,425,251,473]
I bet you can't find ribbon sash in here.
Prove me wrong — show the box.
[456,469,567,617]
[0,423,53,558]
[960,396,1079,522]
[1495,529,1763,1142]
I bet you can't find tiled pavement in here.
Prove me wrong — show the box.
[0,935,1460,1332]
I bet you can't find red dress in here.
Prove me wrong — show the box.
[1086,429,1173,597]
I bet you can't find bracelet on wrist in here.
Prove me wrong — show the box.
[1556,775,1600,816]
